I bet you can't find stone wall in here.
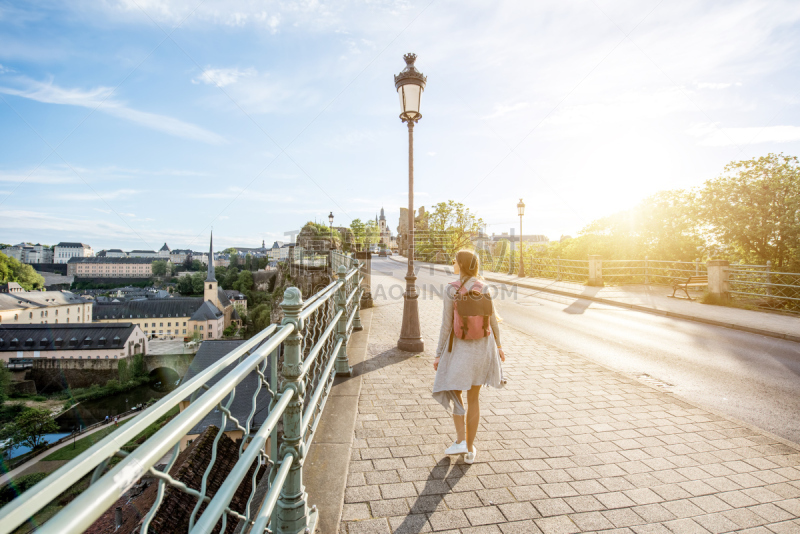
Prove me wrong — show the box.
[28,358,120,393]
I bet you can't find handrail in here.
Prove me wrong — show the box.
[35,324,294,534]
[192,390,293,533]
[0,261,362,534]
[0,323,279,532]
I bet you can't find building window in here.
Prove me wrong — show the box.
[168,322,171,327]
[183,322,186,326]
[160,322,163,327]
[199,326,203,331]
[182,329,186,334]
[208,333,212,339]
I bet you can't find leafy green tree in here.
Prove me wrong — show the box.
[416,201,484,262]
[151,260,171,277]
[229,253,240,271]
[191,272,205,294]
[5,408,58,450]
[244,304,272,338]
[0,363,10,406]
[350,218,367,250]
[244,254,253,270]
[233,270,254,292]
[222,268,238,290]
[697,153,800,269]
[191,259,203,271]
[365,220,380,248]
[182,255,193,271]
[0,252,45,290]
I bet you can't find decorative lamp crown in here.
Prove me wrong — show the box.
[394,53,427,122]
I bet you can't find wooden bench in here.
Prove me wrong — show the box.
[671,275,708,300]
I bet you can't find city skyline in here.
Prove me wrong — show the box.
[2,1,799,250]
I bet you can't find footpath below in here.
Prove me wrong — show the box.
[387,256,800,344]
[338,267,800,533]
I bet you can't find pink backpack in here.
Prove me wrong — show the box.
[448,279,493,351]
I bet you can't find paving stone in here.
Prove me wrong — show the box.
[338,270,800,533]
[534,515,580,534]
[569,511,615,531]
[344,517,391,534]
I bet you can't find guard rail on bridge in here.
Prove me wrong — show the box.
[0,254,362,534]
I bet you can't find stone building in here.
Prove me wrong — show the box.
[376,208,394,249]
[0,323,147,363]
[0,290,93,326]
[93,233,240,340]
[396,206,426,257]
[67,256,155,278]
[4,243,53,264]
[54,242,93,264]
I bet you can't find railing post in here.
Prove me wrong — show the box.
[335,265,353,376]
[277,287,316,534]
[588,255,603,287]
[353,262,364,332]
[557,257,561,281]
[766,261,772,297]
[645,256,649,284]
[707,259,730,303]
[695,258,700,276]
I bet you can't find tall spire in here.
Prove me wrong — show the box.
[206,231,216,282]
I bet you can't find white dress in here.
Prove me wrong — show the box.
[432,276,505,415]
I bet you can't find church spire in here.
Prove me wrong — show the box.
[206,231,216,282]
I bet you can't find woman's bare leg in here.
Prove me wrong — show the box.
[451,390,466,442]
[466,385,481,452]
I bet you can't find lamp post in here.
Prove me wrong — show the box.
[517,199,526,277]
[395,53,426,353]
[328,211,334,249]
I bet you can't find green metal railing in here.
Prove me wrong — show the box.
[0,263,362,534]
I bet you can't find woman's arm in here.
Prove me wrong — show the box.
[435,285,455,359]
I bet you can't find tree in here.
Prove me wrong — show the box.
[182,255,193,271]
[350,218,367,250]
[244,253,253,271]
[151,260,171,277]
[191,272,205,294]
[0,363,10,407]
[697,153,800,269]
[233,270,254,292]
[5,408,58,451]
[229,253,240,270]
[415,201,484,262]
[365,220,380,248]
[0,252,45,290]
[244,304,272,338]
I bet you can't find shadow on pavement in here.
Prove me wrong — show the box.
[350,346,418,377]
[394,457,470,534]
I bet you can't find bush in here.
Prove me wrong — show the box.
[0,472,48,505]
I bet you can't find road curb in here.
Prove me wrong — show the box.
[387,255,798,344]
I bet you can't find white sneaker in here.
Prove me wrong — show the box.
[445,441,468,455]
[464,446,477,464]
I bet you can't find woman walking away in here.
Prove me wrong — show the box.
[433,249,505,464]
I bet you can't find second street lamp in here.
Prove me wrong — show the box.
[328,211,334,248]
[395,53,426,353]
[517,199,526,277]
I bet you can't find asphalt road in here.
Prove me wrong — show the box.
[372,257,800,444]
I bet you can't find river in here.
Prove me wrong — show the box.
[55,381,175,432]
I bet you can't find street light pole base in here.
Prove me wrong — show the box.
[397,276,424,353]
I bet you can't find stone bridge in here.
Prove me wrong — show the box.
[144,353,195,382]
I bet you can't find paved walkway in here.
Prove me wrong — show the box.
[339,268,800,533]
[0,412,139,487]
[387,256,800,343]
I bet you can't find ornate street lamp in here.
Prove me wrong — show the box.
[395,53,426,353]
[517,199,526,277]
[328,211,334,248]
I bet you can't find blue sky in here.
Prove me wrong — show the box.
[1,0,799,252]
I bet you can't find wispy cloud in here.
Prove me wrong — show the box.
[0,78,226,144]
[686,123,800,146]
[61,189,140,201]
[192,67,256,87]
[483,102,530,120]
[696,82,742,90]
[0,64,12,74]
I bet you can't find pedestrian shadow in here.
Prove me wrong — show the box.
[562,298,591,315]
[394,457,470,534]
[350,346,419,377]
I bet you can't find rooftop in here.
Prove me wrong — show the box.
[68,257,155,264]
[0,290,91,311]
[0,323,140,351]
